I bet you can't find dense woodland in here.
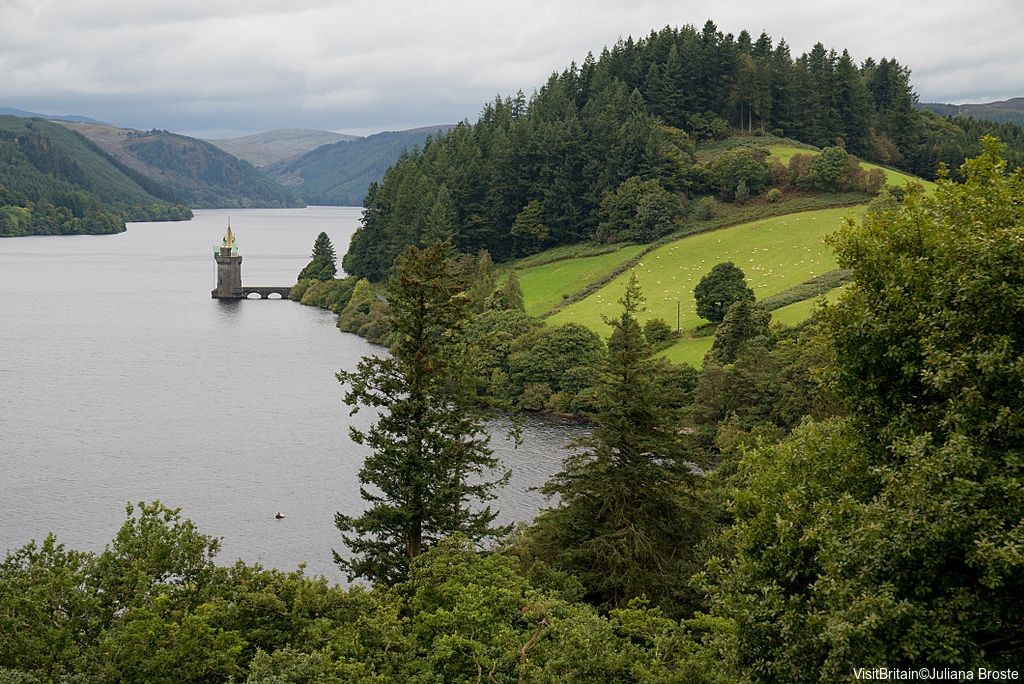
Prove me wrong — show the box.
[344,21,1024,280]
[0,117,192,237]
[115,129,305,209]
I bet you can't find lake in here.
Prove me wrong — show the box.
[0,207,585,581]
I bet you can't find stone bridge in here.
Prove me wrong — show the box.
[241,286,292,299]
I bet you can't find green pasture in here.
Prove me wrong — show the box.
[656,335,715,368]
[770,285,846,326]
[767,145,937,192]
[547,205,864,335]
[516,244,645,316]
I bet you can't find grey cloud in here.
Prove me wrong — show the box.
[1,0,1021,133]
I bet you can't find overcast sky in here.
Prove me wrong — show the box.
[1,0,1021,138]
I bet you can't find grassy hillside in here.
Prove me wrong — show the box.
[765,144,937,191]
[0,116,192,236]
[264,126,454,206]
[506,205,864,367]
[63,123,304,209]
[546,206,863,331]
[206,128,359,167]
[516,244,645,316]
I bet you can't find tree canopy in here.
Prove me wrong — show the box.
[694,261,755,323]
[334,242,509,585]
[297,231,337,281]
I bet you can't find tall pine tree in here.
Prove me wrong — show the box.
[334,242,509,585]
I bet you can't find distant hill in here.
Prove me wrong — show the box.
[263,125,454,206]
[0,107,110,125]
[918,98,1024,126]
[0,115,192,237]
[62,122,304,209]
[206,128,360,167]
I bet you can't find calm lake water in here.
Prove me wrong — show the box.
[0,207,585,581]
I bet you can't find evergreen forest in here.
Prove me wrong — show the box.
[0,116,192,237]
[344,21,1024,279]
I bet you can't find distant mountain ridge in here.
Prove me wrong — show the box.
[206,128,360,167]
[0,107,110,125]
[264,125,454,206]
[918,97,1024,126]
[0,115,192,237]
[62,122,303,209]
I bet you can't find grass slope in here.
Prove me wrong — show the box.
[770,285,846,327]
[538,205,865,366]
[766,145,937,191]
[516,244,645,316]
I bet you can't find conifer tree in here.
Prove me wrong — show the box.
[298,231,337,281]
[334,242,509,585]
[523,273,707,614]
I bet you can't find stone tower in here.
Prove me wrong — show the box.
[212,224,243,299]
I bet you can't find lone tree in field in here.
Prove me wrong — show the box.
[334,242,508,585]
[298,231,337,281]
[694,261,755,323]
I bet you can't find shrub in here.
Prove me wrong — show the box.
[708,147,771,200]
[519,383,552,411]
[863,167,887,193]
[694,196,720,220]
[766,188,782,203]
[643,318,675,345]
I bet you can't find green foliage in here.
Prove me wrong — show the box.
[297,232,337,281]
[694,261,755,323]
[297,277,356,312]
[693,195,720,220]
[704,146,771,200]
[765,187,782,202]
[642,317,674,345]
[510,199,550,256]
[704,140,1024,676]
[464,249,497,312]
[335,243,510,585]
[0,504,714,682]
[809,145,849,190]
[596,176,683,243]
[337,278,374,330]
[486,271,525,312]
[0,116,192,237]
[507,323,606,404]
[704,299,771,365]
[522,275,709,615]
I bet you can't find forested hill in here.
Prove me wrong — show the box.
[0,116,192,237]
[62,123,304,209]
[920,97,1024,127]
[263,125,454,207]
[342,20,1024,280]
